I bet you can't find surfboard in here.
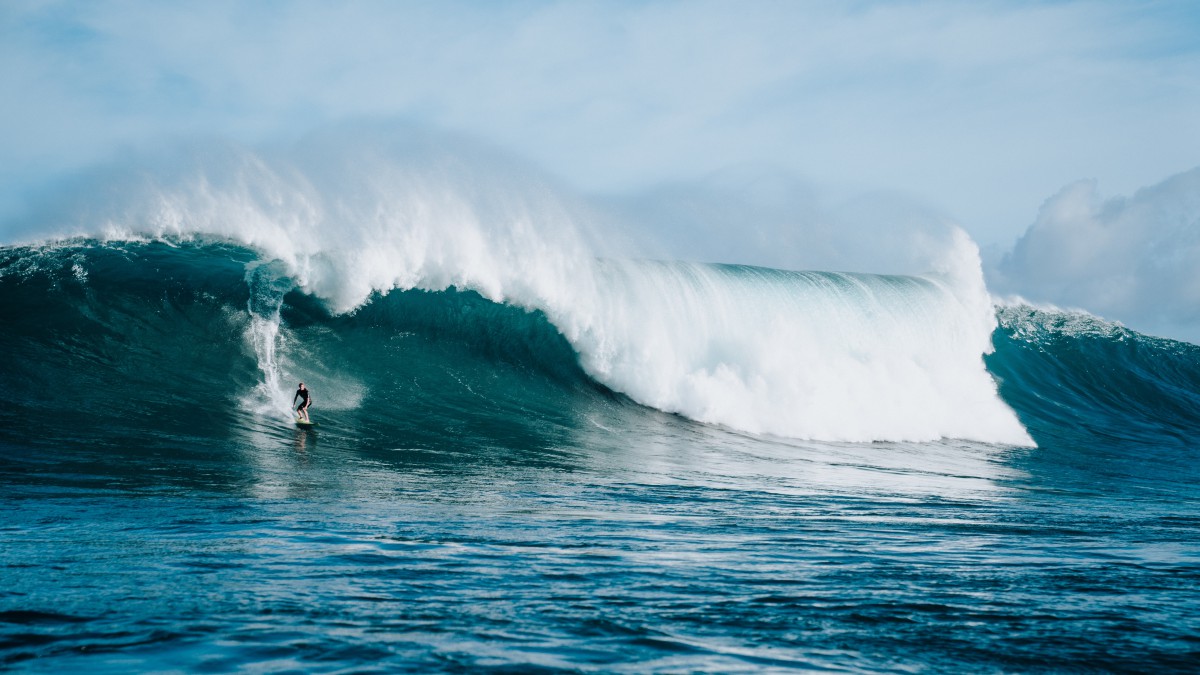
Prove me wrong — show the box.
[296,419,318,428]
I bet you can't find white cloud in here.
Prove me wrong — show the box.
[989,167,1200,343]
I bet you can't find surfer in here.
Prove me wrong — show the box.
[293,382,313,422]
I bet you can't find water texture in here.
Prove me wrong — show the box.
[1,241,1198,672]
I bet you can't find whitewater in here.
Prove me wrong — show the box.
[2,134,1198,672]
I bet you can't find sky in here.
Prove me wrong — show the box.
[2,0,1199,338]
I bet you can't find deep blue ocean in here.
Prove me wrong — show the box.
[3,237,1199,673]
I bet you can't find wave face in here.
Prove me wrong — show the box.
[0,239,1031,447]
[573,253,1028,443]
[987,304,1200,492]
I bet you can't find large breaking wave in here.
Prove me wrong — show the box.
[1,133,1033,445]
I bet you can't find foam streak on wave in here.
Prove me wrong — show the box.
[10,131,1032,445]
[242,260,296,417]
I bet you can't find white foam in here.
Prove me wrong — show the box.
[552,235,1031,445]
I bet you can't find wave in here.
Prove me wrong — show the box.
[989,303,1200,449]
[5,235,1200,462]
[0,236,1030,446]
[1,133,1031,444]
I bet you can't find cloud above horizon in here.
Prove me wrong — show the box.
[989,167,1200,343]
[2,0,1199,245]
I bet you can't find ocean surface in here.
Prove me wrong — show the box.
[2,237,1198,674]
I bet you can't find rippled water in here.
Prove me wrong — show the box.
[4,416,1199,673]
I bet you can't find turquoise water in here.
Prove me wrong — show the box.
[2,242,1199,672]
